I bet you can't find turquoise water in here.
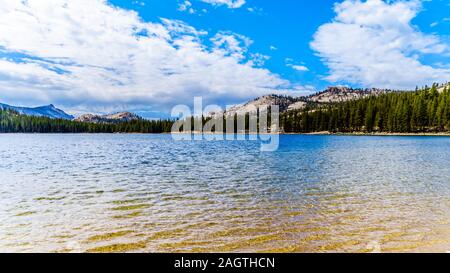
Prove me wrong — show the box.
[0,134,449,252]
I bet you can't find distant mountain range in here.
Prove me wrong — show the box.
[0,103,74,120]
[2,83,448,122]
[0,102,139,123]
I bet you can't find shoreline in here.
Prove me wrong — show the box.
[1,131,450,136]
[300,131,450,137]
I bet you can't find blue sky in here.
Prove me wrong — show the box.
[0,0,449,117]
[109,0,339,89]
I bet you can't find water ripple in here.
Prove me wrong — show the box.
[0,134,449,253]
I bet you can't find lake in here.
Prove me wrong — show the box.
[0,134,449,253]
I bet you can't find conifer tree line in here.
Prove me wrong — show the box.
[280,84,450,133]
[1,84,449,134]
[0,111,174,133]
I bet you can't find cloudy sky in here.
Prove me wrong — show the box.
[0,0,449,117]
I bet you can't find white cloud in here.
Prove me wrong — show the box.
[200,0,246,9]
[0,0,290,114]
[311,0,450,89]
[178,1,195,14]
[285,58,309,72]
[132,1,145,7]
[247,6,263,14]
[210,31,253,60]
[248,53,270,67]
[290,65,309,72]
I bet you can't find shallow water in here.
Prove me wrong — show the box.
[0,134,449,253]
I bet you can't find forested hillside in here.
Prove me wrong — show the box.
[0,110,173,133]
[280,84,450,133]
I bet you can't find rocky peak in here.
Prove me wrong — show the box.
[75,112,141,123]
[437,83,449,93]
[307,87,389,103]
[105,112,140,121]
[0,102,74,120]
[223,86,394,115]
[225,94,302,116]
